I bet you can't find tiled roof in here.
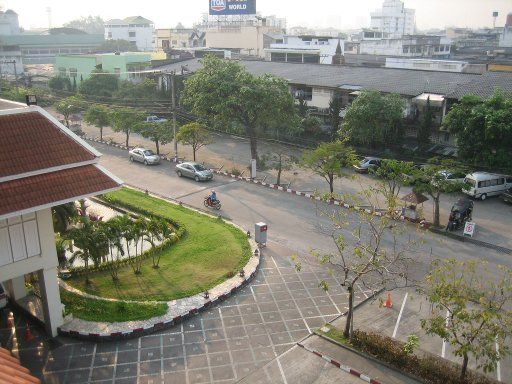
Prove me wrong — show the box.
[0,165,120,217]
[155,58,512,99]
[0,347,40,383]
[0,111,96,178]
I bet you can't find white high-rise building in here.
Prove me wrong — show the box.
[370,0,415,38]
[104,16,155,51]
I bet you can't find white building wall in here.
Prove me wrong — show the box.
[105,24,155,51]
[311,87,333,109]
[370,0,415,38]
[500,27,512,47]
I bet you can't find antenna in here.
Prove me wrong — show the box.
[492,11,499,29]
[46,7,52,29]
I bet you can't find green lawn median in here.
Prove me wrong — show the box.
[65,187,251,302]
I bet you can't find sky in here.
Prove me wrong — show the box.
[4,0,512,31]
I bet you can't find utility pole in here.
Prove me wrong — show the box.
[170,71,178,162]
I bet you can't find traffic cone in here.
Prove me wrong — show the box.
[383,293,393,308]
[6,312,13,328]
[24,323,35,342]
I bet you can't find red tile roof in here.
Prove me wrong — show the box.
[0,111,96,178]
[0,347,40,383]
[0,165,119,217]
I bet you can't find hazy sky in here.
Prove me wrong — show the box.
[5,0,512,31]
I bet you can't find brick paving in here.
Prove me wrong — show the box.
[1,246,376,383]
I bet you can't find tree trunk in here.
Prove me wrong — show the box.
[193,148,196,162]
[100,127,103,141]
[125,131,130,148]
[155,140,160,155]
[329,174,334,194]
[344,285,354,339]
[277,167,282,186]
[433,196,440,227]
[460,353,469,381]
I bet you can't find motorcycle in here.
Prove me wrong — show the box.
[204,196,221,210]
[446,198,473,232]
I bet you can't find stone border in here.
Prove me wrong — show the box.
[85,137,512,256]
[57,188,260,342]
[297,342,382,384]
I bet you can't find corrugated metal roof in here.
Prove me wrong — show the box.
[155,58,512,99]
[0,34,104,46]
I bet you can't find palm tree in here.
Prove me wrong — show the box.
[52,202,78,234]
[147,217,168,268]
[117,215,137,273]
[132,218,149,275]
[101,219,125,282]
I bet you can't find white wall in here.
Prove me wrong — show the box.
[311,87,333,109]
[0,209,58,283]
[105,25,155,51]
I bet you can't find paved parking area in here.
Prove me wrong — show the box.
[1,244,376,384]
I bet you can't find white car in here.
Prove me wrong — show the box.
[129,148,161,165]
[0,283,7,309]
[146,115,168,123]
[353,157,382,173]
[438,170,467,183]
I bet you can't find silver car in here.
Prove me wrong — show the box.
[353,157,382,173]
[129,148,160,165]
[176,162,213,182]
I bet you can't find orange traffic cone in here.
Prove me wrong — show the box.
[24,323,35,342]
[383,293,393,308]
[6,312,13,328]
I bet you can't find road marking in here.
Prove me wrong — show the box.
[276,355,289,384]
[392,292,408,338]
[441,310,450,358]
[496,340,501,382]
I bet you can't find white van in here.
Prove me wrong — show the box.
[463,172,512,200]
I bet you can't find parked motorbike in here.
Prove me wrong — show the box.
[446,198,473,231]
[204,196,221,210]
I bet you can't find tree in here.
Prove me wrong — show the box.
[176,122,214,161]
[181,55,298,162]
[296,94,308,118]
[341,90,405,148]
[101,218,125,282]
[371,160,415,213]
[55,95,84,128]
[63,16,104,34]
[417,96,433,150]
[146,217,170,269]
[95,39,138,53]
[48,76,72,92]
[52,202,78,234]
[421,259,512,381]
[443,92,512,171]
[110,108,144,147]
[411,160,466,227]
[79,69,119,98]
[115,79,161,102]
[328,92,342,137]
[301,139,357,194]
[136,121,173,155]
[301,116,323,136]
[296,201,414,340]
[84,104,110,141]
[263,152,296,186]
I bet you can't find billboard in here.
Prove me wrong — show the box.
[209,0,256,15]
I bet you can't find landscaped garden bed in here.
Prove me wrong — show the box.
[63,187,251,303]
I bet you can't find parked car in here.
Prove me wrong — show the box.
[0,283,8,309]
[176,162,214,182]
[146,115,167,123]
[463,172,512,201]
[438,170,467,184]
[501,188,512,205]
[129,148,161,165]
[353,157,382,173]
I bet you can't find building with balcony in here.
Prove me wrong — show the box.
[104,16,155,52]
[0,99,122,337]
[265,35,344,64]
[370,0,415,38]
[156,28,205,51]
[359,34,452,58]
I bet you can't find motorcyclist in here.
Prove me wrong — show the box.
[208,190,218,205]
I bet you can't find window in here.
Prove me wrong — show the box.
[107,32,112,38]
[129,31,136,37]
[114,68,121,77]
[58,67,66,77]
[69,68,77,78]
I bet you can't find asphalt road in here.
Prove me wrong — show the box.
[93,141,512,280]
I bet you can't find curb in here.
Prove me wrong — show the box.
[85,137,512,255]
[297,342,382,384]
[57,186,261,342]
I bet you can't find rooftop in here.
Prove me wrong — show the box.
[154,58,512,99]
[0,102,122,220]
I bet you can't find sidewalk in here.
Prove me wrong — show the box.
[54,109,512,250]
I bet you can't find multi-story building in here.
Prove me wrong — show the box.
[370,0,415,38]
[155,28,206,51]
[499,13,512,47]
[0,99,122,337]
[0,9,19,35]
[104,16,155,52]
[359,34,451,58]
[265,35,344,64]
[55,52,152,82]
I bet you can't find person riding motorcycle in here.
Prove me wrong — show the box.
[206,190,218,206]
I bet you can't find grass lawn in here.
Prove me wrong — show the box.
[66,187,251,301]
[60,288,168,322]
